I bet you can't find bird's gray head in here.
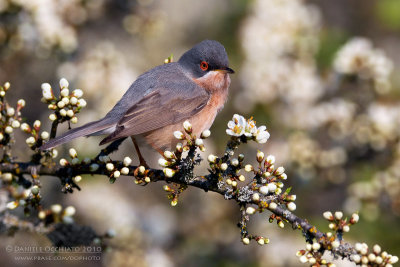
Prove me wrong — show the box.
[178,40,234,78]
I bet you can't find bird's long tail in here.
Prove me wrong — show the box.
[40,118,116,150]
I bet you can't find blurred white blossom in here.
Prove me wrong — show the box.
[334,37,394,94]
[238,0,322,110]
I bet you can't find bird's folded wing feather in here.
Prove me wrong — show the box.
[101,80,209,143]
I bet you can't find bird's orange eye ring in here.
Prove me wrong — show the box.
[200,61,208,71]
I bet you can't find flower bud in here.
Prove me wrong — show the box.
[5,126,13,134]
[41,83,53,100]
[257,238,265,245]
[231,158,239,166]
[332,240,340,249]
[275,166,285,175]
[72,89,83,98]
[17,99,26,107]
[2,173,13,181]
[269,202,277,210]
[6,201,18,210]
[158,158,169,167]
[144,177,151,183]
[66,109,74,117]
[323,211,333,220]
[195,138,203,146]
[334,211,343,220]
[69,148,77,158]
[11,120,20,128]
[37,211,46,220]
[389,256,399,264]
[312,242,321,251]
[174,131,185,140]
[267,183,277,193]
[287,202,296,211]
[183,120,192,133]
[70,96,78,105]
[51,204,62,214]
[59,158,68,166]
[252,193,260,202]
[373,244,381,254]
[113,170,120,178]
[31,185,40,195]
[201,129,211,138]
[259,186,268,195]
[59,109,67,117]
[21,123,30,132]
[26,137,36,146]
[60,88,69,97]
[106,163,114,171]
[207,154,217,163]
[266,155,275,164]
[164,150,174,159]
[57,101,65,109]
[59,78,69,89]
[62,97,69,105]
[138,166,146,174]
[246,206,256,215]
[121,167,129,175]
[77,99,87,107]
[71,117,78,124]
[123,156,132,166]
[242,237,250,245]
[350,213,359,224]
[163,168,175,177]
[244,164,253,172]
[256,151,264,162]
[220,163,228,171]
[48,104,57,110]
[238,175,245,181]
[4,82,10,90]
[176,143,183,152]
[49,114,57,121]
[41,131,49,140]
[74,176,82,183]
[64,206,76,216]
[7,107,15,116]
[299,256,308,263]
[343,225,350,232]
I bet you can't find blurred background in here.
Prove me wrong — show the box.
[0,0,400,266]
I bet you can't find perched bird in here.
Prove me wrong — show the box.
[41,40,234,165]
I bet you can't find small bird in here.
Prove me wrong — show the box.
[41,40,234,165]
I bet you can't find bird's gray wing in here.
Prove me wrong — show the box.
[99,75,209,144]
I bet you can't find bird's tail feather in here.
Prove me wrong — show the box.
[40,119,116,150]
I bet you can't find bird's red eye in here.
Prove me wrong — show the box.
[200,61,208,71]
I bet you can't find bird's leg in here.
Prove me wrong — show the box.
[130,137,149,168]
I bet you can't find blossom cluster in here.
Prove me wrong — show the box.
[0,0,105,55]
[41,78,86,125]
[226,114,270,143]
[334,37,393,94]
[238,0,321,109]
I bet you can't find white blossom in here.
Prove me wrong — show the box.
[226,114,246,136]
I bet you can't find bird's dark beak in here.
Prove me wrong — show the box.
[223,67,235,74]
